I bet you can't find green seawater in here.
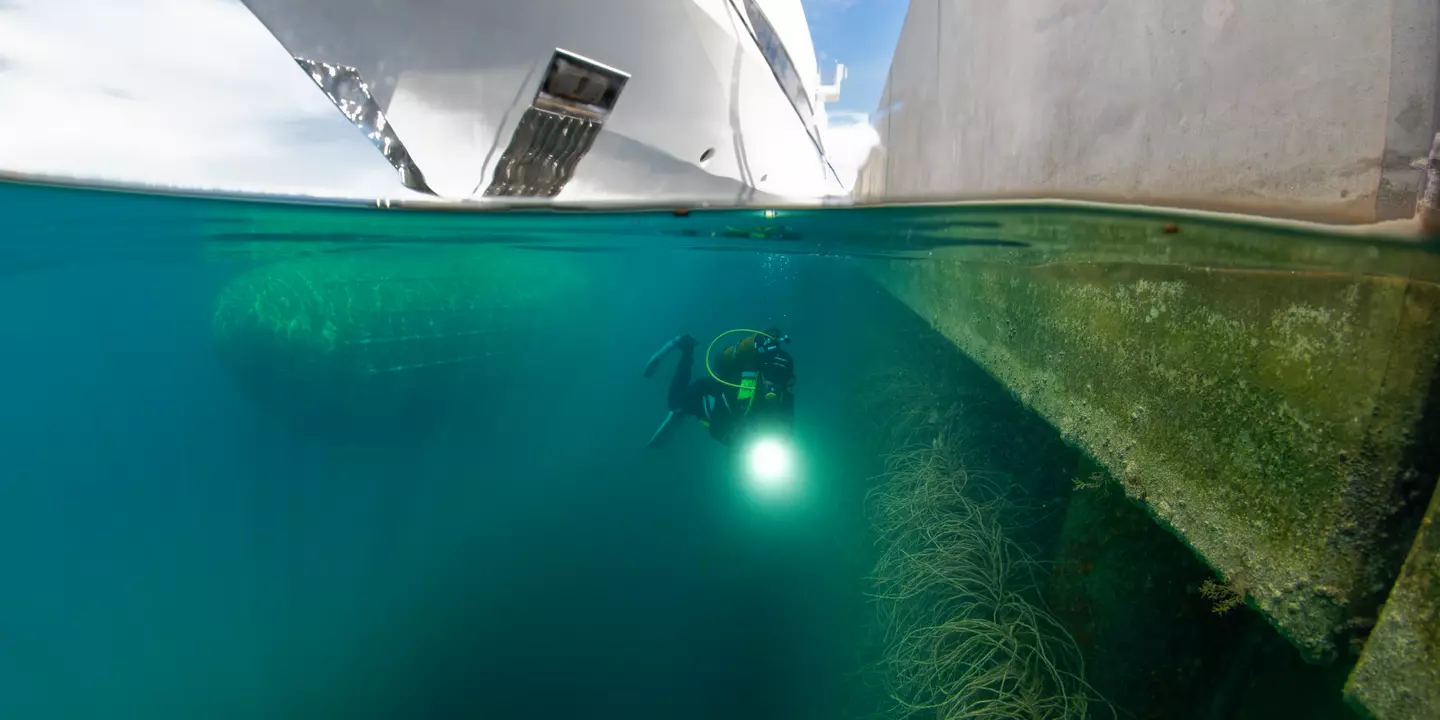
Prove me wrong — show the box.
[1,177,1436,719]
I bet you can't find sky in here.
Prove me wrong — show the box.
[801,0,907,193]
[0,0,403,198]
[801,0,906,118]
[0,0,905,198]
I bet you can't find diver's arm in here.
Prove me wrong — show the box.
[763,347,795,386]
[766,347,796,431]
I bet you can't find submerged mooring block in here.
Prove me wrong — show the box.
[866,219,1440,662]
[213,247,589,425]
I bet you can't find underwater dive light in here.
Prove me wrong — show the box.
[747,436,794,484]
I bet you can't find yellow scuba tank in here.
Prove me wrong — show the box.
[706,328,790,417]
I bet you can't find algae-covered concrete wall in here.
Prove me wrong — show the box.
[865,243,1440,661]
[854,0,1440,223]
[858,285,1360,717]
[1347,473,1440,719]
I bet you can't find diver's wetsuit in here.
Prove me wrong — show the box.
[666,341,742,441]
[646,333,795,449]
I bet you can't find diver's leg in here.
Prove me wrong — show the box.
[645,334,698,449]
[667,339,696,411]
[649,379,712,449]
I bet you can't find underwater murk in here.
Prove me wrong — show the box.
[1,177,1437,720]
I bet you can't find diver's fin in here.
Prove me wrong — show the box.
[643,337,679,378]
[643,334,696,378]
[646,410,682,449]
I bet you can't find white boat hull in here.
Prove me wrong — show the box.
[239,0,842,202]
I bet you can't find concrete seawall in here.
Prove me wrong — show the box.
[854,3,1440,716]
[854,0,1439,224]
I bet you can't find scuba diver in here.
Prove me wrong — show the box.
[642,328,795,449]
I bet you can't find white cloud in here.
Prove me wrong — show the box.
[822,110,879,192]
[0,0,403,197]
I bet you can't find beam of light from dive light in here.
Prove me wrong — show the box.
[745,435,795,492]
